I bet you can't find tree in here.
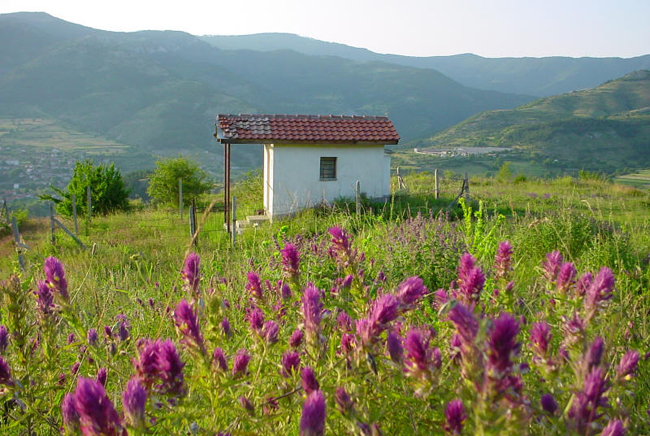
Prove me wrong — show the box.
[42,160,130,216]
[147,156,211,206]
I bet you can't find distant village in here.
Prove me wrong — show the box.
[0,146,78,202]
[413,146,511,157]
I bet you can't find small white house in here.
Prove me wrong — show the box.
[216,114,400,218]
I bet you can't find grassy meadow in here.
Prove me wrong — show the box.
[1,172,650,435]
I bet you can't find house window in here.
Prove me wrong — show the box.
[319,157,337,180]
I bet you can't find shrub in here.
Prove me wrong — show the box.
[41,160,129,217]
[147,155,211,206]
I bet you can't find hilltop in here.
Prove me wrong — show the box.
[408,70,650,176]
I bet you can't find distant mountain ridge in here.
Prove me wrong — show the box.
[0,12,535,175]
[199,33,650,97]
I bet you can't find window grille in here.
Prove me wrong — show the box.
[319,157,337,180]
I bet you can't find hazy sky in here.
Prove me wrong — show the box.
[1,0,648,58]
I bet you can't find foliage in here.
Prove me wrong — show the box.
[496,161,512,182]
[41,160,129,217]
[147,155,212,206]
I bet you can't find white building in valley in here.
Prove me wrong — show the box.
[215,114,400,219]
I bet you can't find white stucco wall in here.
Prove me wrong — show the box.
[263,143,390,217]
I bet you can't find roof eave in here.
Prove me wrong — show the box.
[216,138,399,145]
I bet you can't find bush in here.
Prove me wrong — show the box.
[41,160,130,217]
[147,156,212,206]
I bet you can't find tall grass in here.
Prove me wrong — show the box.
[1,173,649,434]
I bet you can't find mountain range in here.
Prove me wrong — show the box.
[0,12,649,179]
[200,33,650,97]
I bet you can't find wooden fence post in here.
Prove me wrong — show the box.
[72,194,79,236]
[355,180,361,215]
[179,178,183,220]
[231,196,237,247]
[464,172,470,202]
[50,202,56,245]
[1,198,8,223]
[86,185,92,221]
[189,199,197,247]
[11,216,27,271]
[434,169,440,199]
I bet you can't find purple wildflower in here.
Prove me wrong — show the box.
[329,226,351,253]
[96,367,108,387]
[290,328,304,348]
[342,274,354,289]
[61,393,80,433]
[116,314,130,342]
[213,348,228,372]
[262,320,280,344]
[73,377,122,435]
[301,366,320,394]
[71,361,81,376]
[355,318,374,349]
[396,276,428,308]
[600,420,626,436]
[576,272,593,297]
[556,262,577,294]
[368,293,400,327]
[281,244,301,278]
[530,321,552,361]
[569,367,609,433]
[122,378,147,428]
[155,339,186,397]
[134,339,160,389]
[173,299,205,353]
[134,339,185,397]
[246,307,265,333]
[493,241,513,281]
[616,350,640,382]
[0,356,12,386]
[542,251,563,283]
[238,396,254,415]
[181,252,201,294]
[302,284,323,345]
[487,312,521,374]
[561,312,585,347]
[585,267,615,317]
[281,351,301,378]
[300,390,326,436]
[87,328,98,346]
[448,303,479,348]
[221,317,232,338]
[67,333,75,345]
[540,393,558,415]
[404,328,429,370]
[0,326,7,353]
[340,333,356,355]
[246,272,264,300]
[335,387,354,414]
[281,282,292,300]
[44,256,69,301]
[444,399,466,435]
[454,253,485,305]
[585,337,604,371]
[35,280,55,319]
[337,312,353,332]
[232,349,251,378]
[386,332,403,364]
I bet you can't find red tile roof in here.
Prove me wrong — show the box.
[216,114,400,145]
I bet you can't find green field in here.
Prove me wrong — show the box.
[1,173,650,434]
